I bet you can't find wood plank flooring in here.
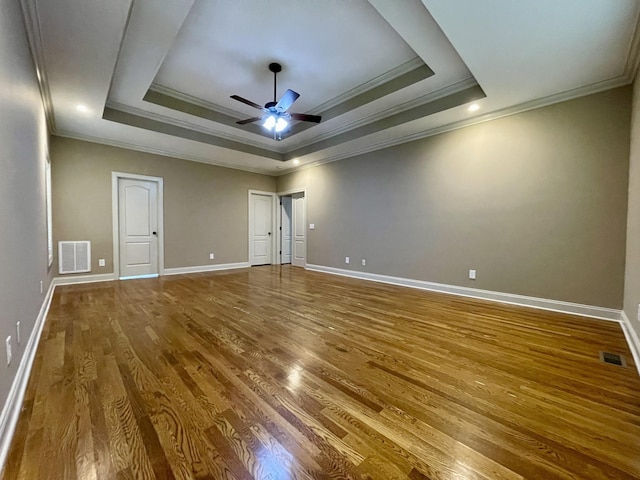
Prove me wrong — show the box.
[3,265,640,479]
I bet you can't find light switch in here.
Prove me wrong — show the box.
[309,224,315,230]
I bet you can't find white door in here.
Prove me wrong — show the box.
[118,178,159,278]
[292,193,306,267]
[281,196,292,264]
[250,193,273,265]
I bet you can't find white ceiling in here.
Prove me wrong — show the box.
[155,0,418,113]
[22,0,640,175]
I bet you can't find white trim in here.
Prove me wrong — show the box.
[112,172,165,280]
[147,85,256,120]
[119,274,159,281]
[286,77,477,153]
[621,311,640,376]
[0,280,55,471]
[105,100,273,152]
[306,57,427,115]
[273,74,634,177]
[164,262,250,276]
[248,190,277,266]
[19,0,55,131]
[624,11,640,81]
[53,131,275,176]
[52,273,116,286]
[306,264,622,322]
[58,75,633,179]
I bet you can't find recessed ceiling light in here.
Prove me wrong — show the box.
[468,103,480,112]
[76,104,89,113]
[293,159,300,165]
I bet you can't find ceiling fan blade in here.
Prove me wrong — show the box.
[230,95,264,110]
[236,116,263,125]
[275,89,300,112]
[290,113,322,123]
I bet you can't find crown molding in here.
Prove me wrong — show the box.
[52,130,275,175]
[64,69,632,179]
[19,0,55,132]
[275,73,633,176]
[624,7,640,81]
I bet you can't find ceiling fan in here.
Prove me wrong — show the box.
[231,63,321,139]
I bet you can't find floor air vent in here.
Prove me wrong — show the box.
[58,241,91,274]
[599,351,627,367]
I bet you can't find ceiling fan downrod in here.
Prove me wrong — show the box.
[269,62,281,104]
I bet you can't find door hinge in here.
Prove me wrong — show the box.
[279,226,282,230]
[279,251,282,254]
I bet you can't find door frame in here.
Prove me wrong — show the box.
[248,190,277,265]
[276,187,307,266]
[112,172,165,279]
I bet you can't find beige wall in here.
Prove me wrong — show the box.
[0,0,51,420]
[51,137,276,272]
[625,74,640,334]
[278,87,631,309]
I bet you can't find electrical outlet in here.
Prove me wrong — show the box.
[6,336,12,365]
[361,259,366,266]
[209,253,215,260]
[637,304,640,323]
[98,258,106,267]
[469,269,476,280]
[345,256,350,264]
[16,322,20,345]
[40,280,43,294]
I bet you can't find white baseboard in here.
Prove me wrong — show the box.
[621,311,640,376]
[0,279,55,472]
[53,272,116,286]
[306,264,622,322]
[163,262,250,276]
[53,263,253,283]
[119,274,159,281]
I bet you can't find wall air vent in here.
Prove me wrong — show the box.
[599,351,627,367]
[58,241,91,274]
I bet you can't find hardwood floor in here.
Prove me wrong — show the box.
[3,265,640,479]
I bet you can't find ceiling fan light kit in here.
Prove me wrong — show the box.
[231,62,322,140]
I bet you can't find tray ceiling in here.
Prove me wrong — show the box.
[21,0,640,174]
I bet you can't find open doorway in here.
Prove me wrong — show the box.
[281,196,292,264]
[277,189,306,267]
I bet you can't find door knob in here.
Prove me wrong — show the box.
[268,232,272,236]
[152,231,157,235]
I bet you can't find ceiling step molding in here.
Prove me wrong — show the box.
[307,57,428,114]
[105,100,273,150]
[149,83,250,119]
[283,77,478,153]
